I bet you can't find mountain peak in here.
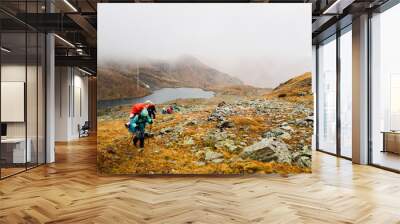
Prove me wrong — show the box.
[175,54,204,66]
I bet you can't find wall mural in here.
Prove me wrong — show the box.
[97,3,313,174]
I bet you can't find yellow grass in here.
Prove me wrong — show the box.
[97,72,313,175]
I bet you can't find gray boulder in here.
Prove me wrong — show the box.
[262,128,290,139]
[292,145,312,168]
[240,138,292,164]
[215,139,238,152]
[205,150,224,161]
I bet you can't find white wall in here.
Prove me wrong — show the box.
[55,67,89,141]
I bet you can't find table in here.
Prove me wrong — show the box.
[382,131,400,154]
[1,138,31,164]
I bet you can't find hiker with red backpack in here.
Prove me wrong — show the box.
[125,100,155,127]
[125,101,155,148]
[128,108,153,148]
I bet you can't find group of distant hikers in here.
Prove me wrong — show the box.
[125,100,179,148]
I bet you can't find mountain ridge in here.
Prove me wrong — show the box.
[98,55,243,101]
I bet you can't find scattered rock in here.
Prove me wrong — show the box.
[217,120,235,129]
[195,150,205,158]
[295,119,308,127]
[215,139,238,152]
[183,137,195,146]
[292,147,312,168]
[280,125,294,132]
[205,150,223,161]
[145,132,154,138]
[240,138,292,164]
[153,148,160,153]
[184,120,198,126]
[159,127,173,135]
[208,104,238,121]
[262,128,285,138]
[229,156,243,163]
[217,101,226,107]
[194,161,206,166]
[279,132,292,140]
[211,158,224,164]
[305,116,314,122]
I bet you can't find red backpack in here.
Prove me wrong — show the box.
[130,103,147,116]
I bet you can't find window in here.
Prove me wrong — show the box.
[317,36,337,154]
[0,3,46,179]
[339,28,352,158]
[370,3,400,171]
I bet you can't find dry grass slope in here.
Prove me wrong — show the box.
[265,72,313,106]
[98,72,314,175]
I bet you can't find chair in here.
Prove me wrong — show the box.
[79,121,90,138]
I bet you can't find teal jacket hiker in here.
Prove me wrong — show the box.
[129,112,153,133]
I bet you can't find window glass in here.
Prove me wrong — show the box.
[318,36,337,154]
[1,32,28,178]
[371,3,400,171]
[340,29,352,158]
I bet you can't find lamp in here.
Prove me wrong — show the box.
[78,67,93,76]
[63,0,78,12]
[1,47,11,53]
[322,0,354,15]
[54,34,75,48]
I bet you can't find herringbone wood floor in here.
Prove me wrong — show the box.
[1,136,400,224]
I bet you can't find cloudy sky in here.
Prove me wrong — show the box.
[98,3,312,88]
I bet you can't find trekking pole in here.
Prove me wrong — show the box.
[147,124,152,144]
[128,134,133,145]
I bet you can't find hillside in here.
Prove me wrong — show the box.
[97,67,151,101]
[265,72,313,105]
[98,72,313,175]
[98,55,243,101]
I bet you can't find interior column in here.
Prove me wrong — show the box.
[352,14,369,164]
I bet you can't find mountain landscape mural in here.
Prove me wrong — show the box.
[97,3,312,175]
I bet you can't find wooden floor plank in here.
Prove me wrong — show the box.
[0,136,400,223]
